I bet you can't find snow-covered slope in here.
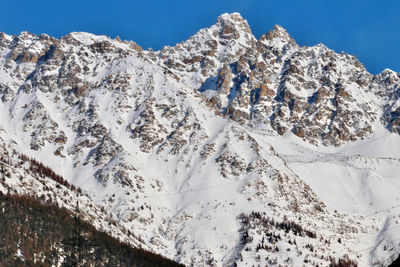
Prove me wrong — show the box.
[0,12,399,266]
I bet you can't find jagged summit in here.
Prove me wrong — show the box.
[217,12,244,21]
[379,68,399,77]
[257,23,297,56]
[215,12,253,38]
[261,24,296,44]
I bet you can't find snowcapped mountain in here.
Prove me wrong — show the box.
[0,12,399,266]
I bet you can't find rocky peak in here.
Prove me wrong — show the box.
[17,31,38,41]
[62,32,107,46]
[265,25,295,42]
[370,68,400,99]
[258,24,297,55]
[377,68,400,85]
[215,12,253,40]
[372,69,400,134]
[0,32,13,48]
[155,13,256,79]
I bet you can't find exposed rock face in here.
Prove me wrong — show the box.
[155,13,395,146]
[0,12,398,267]
[144,12,400,147]
[371,69,400,133]
[217,12,253,41]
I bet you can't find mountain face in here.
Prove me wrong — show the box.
[0,12,399,266]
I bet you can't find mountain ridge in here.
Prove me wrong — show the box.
[1,12,397,75]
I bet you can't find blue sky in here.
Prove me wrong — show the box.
[0,0,398,74]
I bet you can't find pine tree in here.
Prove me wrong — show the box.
[64,201,83,266]
[73,201,83,265]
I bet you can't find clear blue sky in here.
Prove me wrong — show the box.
[1,0,398,74]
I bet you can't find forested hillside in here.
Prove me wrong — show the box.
[0,192,183,267]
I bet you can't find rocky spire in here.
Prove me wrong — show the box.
[215,12,254,40]
[264,25,295,43]
[258,24,297,54]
